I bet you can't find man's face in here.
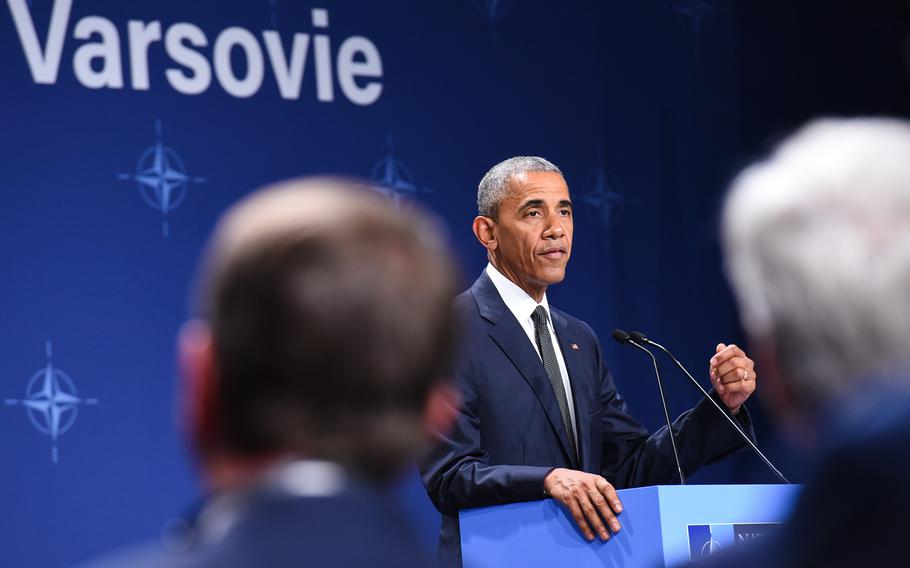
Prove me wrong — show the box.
[489,171,573,294]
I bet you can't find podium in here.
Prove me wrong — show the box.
[459,484,800,567]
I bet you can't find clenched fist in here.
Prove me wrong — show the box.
[709,343,757,414]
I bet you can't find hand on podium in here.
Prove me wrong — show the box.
[543,468,623,542]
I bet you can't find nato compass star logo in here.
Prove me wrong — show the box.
[370,134,430,206]
[118,119,206,238]
[687,522,780,559]
[474,0,512,44]
[579,147,624,237]
[669,0,715,37]
[4,341,99,463]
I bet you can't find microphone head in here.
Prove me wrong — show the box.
[611,329,631,344]
[629,331,648,344]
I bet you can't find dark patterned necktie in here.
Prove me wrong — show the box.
[531,305,578,463]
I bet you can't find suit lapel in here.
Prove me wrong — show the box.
[472,272,579,468]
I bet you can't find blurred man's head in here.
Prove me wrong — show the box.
[181,178,458,488]
[722,118,910,442]
[473,157,573,302]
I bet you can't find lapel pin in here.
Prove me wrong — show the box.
[570,343,579,351]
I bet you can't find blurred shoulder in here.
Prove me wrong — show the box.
[76,540,205,568]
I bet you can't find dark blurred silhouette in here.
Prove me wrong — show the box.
[689,117,910,567]
[84,178,460,567]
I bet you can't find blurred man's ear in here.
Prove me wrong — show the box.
[178,320,222,458]
[472,216,497,252]
[423,382,460,440]
[754,336,816,450]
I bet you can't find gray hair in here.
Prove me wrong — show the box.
[477,156,562,218]
[723,117,910,405]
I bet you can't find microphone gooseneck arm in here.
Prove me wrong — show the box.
[626,339,685,485]
[630,332,791,484]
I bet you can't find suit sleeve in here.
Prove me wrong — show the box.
[587,325,755,488]
[419,348,553,516]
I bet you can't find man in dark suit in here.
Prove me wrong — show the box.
[420,157,760,566]
[83,178,459,567]
[689,118,910,567]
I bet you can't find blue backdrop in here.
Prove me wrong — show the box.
[2,1,908,566]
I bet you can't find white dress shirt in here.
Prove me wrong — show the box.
[485,263,578,447]
[193,460,346,547]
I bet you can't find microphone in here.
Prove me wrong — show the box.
[612,328,685,485]
[625,330,790,484]
[611,329,631,344]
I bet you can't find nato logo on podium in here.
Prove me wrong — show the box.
[687,522,780,560]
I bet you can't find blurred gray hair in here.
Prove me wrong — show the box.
[477,156,562,218]
[723,117,910,405]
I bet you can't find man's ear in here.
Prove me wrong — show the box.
[753,334,814,448]
[423,381,461,439]
[178,320,222,457]
[472,216,497,252]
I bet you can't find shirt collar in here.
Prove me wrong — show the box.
[485,262,551,324]
[193,459,347,546]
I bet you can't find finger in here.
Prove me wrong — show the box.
[724,343,745,358]
[595,479,623,514]
[717,366,748,387]
[579,492,611,541]
[589,489,620,535]
[711,344,744,367]
[589,488,614,526]
[716,374,752,396]
[565,495,596,541]
[719,374,755,389]
[719,366,755,386]
[715,357,749,378]
[717,372,755,394]
[718,378,752,394]
[710,344,726,373]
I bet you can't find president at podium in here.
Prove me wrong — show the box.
[420,156,759,567]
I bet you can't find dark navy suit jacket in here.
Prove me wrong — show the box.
[688,387,910,568]
[81,482,435,568]
[420,272,753,566]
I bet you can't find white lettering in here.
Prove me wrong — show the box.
[262,31,310,100]
[337,36,382,106]
[311,8,333,102]
[7,0,73,84]
[127,20,161,90]
[164,22,211,95]
[7,5,384,104]
[73,16,124,89]
[213,27,264,98]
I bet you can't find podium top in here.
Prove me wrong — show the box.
[459,484,800,568]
